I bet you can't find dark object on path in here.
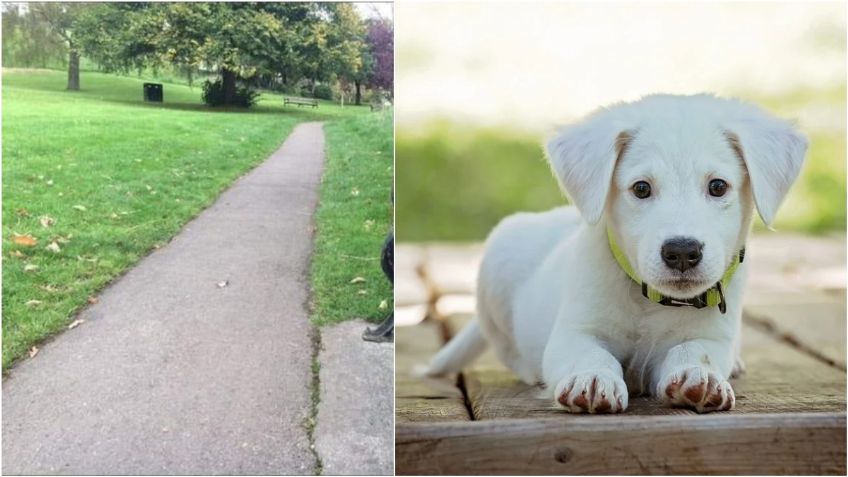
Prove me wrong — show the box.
[143,83,163,102]
[363,231,393,342]
[284,97,318,108]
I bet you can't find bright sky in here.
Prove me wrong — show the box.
[396,2,846,131]
[354,2,393,21]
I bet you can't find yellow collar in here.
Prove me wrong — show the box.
[606,228,744,314]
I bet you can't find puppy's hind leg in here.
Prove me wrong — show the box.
[426,318,488,376]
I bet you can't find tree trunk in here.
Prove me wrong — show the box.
[67,49,80,91]
[355,81,361,106]
[222,67,237,105]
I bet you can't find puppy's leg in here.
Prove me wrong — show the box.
[653,340,735,413]
[543,333,628,414]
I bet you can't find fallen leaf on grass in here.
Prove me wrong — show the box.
[29,346,39,359]
[350,276,366,284]
[39,216,55,228]
[68,319,85,329]
[10,250,25,258]
[56,234,72,244]
[357,290,368,295]
[379,300,388,310]
[16,208,30,217]
[46,179,54,186]
[46,242,61,253]
[88,296,99,305]
[13,233,38,247]
[24,264,39,272]
[25,300,43,307]
[217,280,229,288]
[40,284,59,293]
[72,205,87,211]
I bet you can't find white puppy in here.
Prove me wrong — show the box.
[428,94,807,414]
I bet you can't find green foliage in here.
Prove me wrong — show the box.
[396,123,563,242]
[1,69,369,369]
[1,3,67,68]
[311,110,394,325]
[313,83,334,100]
[201,77,259,108]
[69,2,375,106]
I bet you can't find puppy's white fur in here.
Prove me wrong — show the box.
[428,94,807,413]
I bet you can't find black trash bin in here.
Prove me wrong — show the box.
[143,83,163,102]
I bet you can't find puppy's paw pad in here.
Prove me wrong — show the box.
[659,367,734,413]
[555,371,627,414]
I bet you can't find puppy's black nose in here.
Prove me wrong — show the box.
[661,237,703,272]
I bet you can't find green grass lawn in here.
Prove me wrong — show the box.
[397,88,846,242]
[2,68,388,369]
[310,110,394,326]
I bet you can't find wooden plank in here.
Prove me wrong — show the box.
[396,412,846,475]
[745,299,846,369]
[396,322,470,423]
[460,323,846,420]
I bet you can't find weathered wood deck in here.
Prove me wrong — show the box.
[395,234,847,475]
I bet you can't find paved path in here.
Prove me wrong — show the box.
[315,321,394,475]
[3,122,326,475]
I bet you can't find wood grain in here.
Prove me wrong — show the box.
[396,322,470,423]
[744,299,846,369]
[397,297,847,474]
[396,412,846,475]
[461,325,846,420]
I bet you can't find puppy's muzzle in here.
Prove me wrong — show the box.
[661,237,703,272]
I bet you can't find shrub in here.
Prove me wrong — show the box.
[313,83,333,100]
[201,78,259,107]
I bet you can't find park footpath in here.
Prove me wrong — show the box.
[2,123,393,475]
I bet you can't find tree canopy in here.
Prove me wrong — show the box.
[1,2,394,107]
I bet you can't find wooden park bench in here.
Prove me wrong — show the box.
[395,238,846,475]
[284,96,318,108]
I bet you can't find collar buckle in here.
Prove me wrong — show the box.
[658,293,708,309]
[715,281,727,314]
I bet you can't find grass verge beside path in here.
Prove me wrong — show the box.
[310,110,394,326]
[2,69,369,369]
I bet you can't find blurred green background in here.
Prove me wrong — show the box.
[397,86,846,242]
[395,3,846,243]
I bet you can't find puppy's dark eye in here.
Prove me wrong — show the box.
[632,181,651,199]
[708,179,728,197]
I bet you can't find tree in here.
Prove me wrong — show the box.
[365,18,393,99]
[74,3,158,76]
[323,3,367,106]
[83,2,311,106]
[29,2,87,90]
[1,3,67,68]
[71,2,376,107]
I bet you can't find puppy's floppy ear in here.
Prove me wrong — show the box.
[723,105,808,226]
[546,110,633,224]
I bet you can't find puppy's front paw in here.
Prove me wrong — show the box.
[555,371,628,414]
[658,367,735,413]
